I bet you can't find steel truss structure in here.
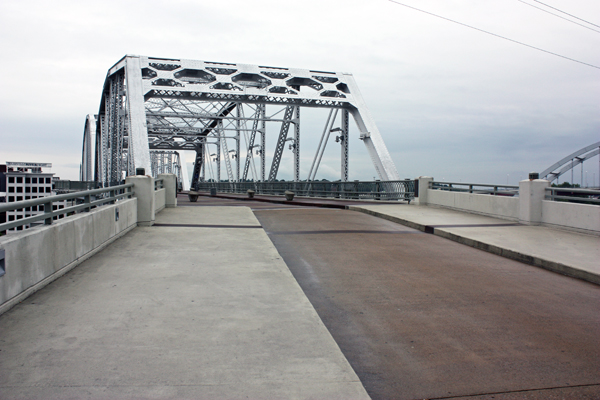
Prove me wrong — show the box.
[83,55,400,187]
[150,150,184,188]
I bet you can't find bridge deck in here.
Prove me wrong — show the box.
[1,195,598,399]
[191,191,600,284]
[0,206,369,399]
[350,203,600,284]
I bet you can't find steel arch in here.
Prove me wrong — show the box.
[80,114,96,182]
[540,141,600,182]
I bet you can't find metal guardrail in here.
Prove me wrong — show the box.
[430,181,519,196]
[53,180,98,193]
[194,180,415,201]
[545,187,600,205]
[0,183,134,234]
[154,178,164,190]
[429,180,600,205]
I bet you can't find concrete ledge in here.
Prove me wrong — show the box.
[434,229,600,285]
[349,205,600,286]
[158,173,177,208]
[0,224,136,316]
[349,206,427,232]
[155,188,166,213]
[0,199,137,314]
[542,200,600,235]
[427,189,519,220]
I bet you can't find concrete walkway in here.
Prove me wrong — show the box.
[0,207,370,399]
[350,204,600,285]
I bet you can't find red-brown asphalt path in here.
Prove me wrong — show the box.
[181,195,600,400]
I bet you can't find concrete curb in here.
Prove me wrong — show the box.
[349,206,600,286]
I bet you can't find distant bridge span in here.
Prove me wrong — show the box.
[81,55,400,187]
[540,141,600,183]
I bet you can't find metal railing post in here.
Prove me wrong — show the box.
[44,200,53,225]
[84,194,91,212]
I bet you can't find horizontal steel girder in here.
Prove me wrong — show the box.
[90,55,401,186]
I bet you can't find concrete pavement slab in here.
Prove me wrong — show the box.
[0,206,369,399]
[155,205,261,226]
[350,204,600,284]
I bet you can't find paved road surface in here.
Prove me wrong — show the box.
[241,199,600,400]
[0,202,370,399]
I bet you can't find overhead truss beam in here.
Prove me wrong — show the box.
[89,55,400,187]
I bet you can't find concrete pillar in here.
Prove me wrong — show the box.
[126,175,155,227]
[414,176,433,205]
[519,179,550,225]
[158,173,177,208]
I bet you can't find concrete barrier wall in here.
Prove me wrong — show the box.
[0,199,137,314]
[427,189,520,221]
[542,200,600,234]
[423,185,599,234]
[155,188,166,213]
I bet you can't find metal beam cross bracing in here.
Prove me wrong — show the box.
[90,55,401,188]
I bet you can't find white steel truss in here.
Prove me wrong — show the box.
[86,55,400,187]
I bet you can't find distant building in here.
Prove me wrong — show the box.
[0,162,66,233]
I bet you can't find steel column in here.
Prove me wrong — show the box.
[268,105,295,181]
[294,106,300,182]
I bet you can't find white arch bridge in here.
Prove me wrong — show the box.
[540,141,600,185]
[80,55,401,189]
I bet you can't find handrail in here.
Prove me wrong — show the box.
[194,180,414,201]
[545,187,600,205]
[154,178,164,190]
[430,181,518,195]
[0,183,134,234]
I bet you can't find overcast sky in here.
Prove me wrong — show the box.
[1,0,598,185]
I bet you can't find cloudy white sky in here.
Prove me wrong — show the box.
[1,0,598,185]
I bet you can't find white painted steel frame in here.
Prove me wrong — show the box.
[91,55,400,187]
[540,141,600,183]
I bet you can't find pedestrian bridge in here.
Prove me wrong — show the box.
[1,174,599,399]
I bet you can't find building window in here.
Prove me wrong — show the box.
[16,187,23,193]
[32,177,37,184]
[17,177,23,183]
[25,177,31,184]
[46,178,51,184]
[8,215,14,221]
[8,187,14,193]
[32,187,37,193]
[46,187,51,193]
[8,196,14,202]
[8,176,15,183]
